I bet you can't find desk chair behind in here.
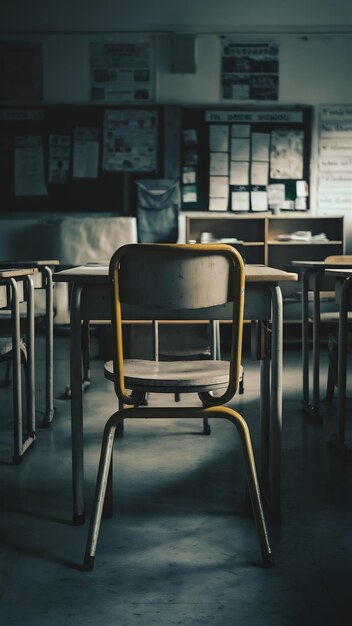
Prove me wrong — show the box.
[83,243,273,570]
[0,268,37,463]
[323,256,352,402]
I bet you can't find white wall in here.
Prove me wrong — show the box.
[1,0,352,249]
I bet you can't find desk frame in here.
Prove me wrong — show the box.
[293,260,352,424]
[324,269,352,455]
[0,261,57,426]
[0,269,36,462]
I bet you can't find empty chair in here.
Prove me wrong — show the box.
[322,256,352,402]
[83,243,273,570]
[0,268,37,463]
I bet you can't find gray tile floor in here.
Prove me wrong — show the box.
[1,332,352,625]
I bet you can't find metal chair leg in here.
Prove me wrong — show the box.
[81,321,91,391]
[84,407,273,570]
[83,414,121,571]
[225,407,274,567]
[202,417,211,435]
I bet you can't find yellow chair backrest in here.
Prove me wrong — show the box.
[109,243,245,407]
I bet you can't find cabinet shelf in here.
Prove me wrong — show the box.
[267,240,343,246]
[184,212,345,321]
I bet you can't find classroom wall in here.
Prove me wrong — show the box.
[1,0,352,251]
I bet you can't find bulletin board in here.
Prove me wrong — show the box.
[180,105,312,213]
[0,105,163,213]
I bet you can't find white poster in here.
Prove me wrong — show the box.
[318,105,352,211]
[90,40,154,103]
[73,128,99,179]
[221,41,279,101]
[14,135,47,196]
[49,134,70,184]
[270,130,304,179]
[102,109,158,172]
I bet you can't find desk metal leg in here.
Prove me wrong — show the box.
[11,279,23,463]
[269,284,283,521]
[312,270,322,421]
[260,355,270,491]
[302,268,309,408]
[26,276,36,438]
[42,267,55,426]
[11,277,36,464]
[301,268,323,423]
[71,285,85,525]
[331,276,352,457]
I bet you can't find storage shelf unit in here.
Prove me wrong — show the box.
[184,212,344,322]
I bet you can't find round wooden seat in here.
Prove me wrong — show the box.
[104,358,230,393]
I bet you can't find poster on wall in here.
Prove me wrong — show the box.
[73,128,99,179]
[90,39,154,103]
[270,130,304,179]
[220,41,279,101]
[318,105,352,211]
[48,134,71,184]
[14,136,47,196]
[102,109,158,172]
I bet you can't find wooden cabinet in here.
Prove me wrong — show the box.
[184,212,344,322]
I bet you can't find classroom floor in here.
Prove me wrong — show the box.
[0,331,352,626]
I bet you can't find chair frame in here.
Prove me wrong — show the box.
[83,244,273,570]
[0,269,37,463]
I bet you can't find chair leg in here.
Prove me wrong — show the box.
[202,417,211,435]
[324,361,335,403]
[102,453,114,519]
[83,415,121,571]
[225,407,273,567]
[324,339,338,404]
[239,368,245,395]
[21,343,32,438]
[81,321,91,391]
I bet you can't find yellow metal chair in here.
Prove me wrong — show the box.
[83,244,273,570]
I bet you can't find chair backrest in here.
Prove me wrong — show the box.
[109,243,245,406]
[324,255,352,265]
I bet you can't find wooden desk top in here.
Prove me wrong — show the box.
[292,260,352,269]
[325,268,352,278]
[54,264,298,285]
[0,268,38,279]
[0,260,60,268]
